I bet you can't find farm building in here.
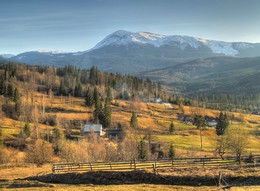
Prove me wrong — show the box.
[82,124,103,136]
[106,128,123,140]
[207,120,217,127]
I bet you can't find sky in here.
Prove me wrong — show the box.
[1,0,260,54]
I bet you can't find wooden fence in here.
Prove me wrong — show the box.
[52,155,260,173]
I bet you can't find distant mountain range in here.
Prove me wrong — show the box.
[1,30,260,96]
[3,30,260,73]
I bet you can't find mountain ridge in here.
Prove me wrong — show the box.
[91,30,257,56]
[141,56,260,95]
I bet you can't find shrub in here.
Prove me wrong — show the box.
[26,139,53,167]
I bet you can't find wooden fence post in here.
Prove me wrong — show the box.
[52,164,55,173]
[152,164,156,174]
[217,171,222,187]
[109,162,112,170]
[134,159,136,170]
[130,160,132,169]
[89,162,93,171]
[171,160,174,169]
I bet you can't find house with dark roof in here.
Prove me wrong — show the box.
[106,128,123,140]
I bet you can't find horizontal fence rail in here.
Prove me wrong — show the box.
[52,155,260,173]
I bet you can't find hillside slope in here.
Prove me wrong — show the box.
[142,56,260,95]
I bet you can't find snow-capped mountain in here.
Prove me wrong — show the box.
[7,30,260,73]
[92,30,256,56]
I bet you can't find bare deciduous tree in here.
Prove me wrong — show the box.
[26,139,53,167]
[214,135,229,160]
[59,139,89,163]
[225,127,249,163]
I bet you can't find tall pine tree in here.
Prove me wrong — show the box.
[216,112,229,136]
[93,93,103,123]
[14,88,21,118]
[106,87,112,102]
[169,144,175,160]
[103,97,112,128]
[85,88,94,107]
[169,121,175,134]
[139,140,146,160]
[130,112,138,128]
[93,86,99,106]
[24,122,31,137]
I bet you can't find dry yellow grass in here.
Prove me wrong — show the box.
[0,165,259,190]
[1,91,260,158]
[0,164,52,180]
[0,184,238,191]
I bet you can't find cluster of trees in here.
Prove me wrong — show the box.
[216,112,229,136]
[191,93,260,113]
[191,112,229,148]
[0,63,166,101]
[55,66,164,100]
[0,64,22,119]
[85,87,112,128]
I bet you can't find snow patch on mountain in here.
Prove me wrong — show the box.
[34,50,69,54]
[91,30,258,56]
[92,30,204,50]
[207,41,238,56]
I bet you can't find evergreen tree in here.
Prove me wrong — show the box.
[14,88,21,118]
[169,121,175,134]
[89,66,99,85]
[85,88,94,107]
[93,86,99,105]
[169,144,175,160]
[123,90,130,100]
[106,87,112,102]
[52,127,61,143]
[7,83,13,98]
[130,112,138,128]
[0,79,4,95]
[93,93,103,123]
[139,140,146,160]
[103,97,112,128]
[52,127,61,154]
[193,115,206,130]
[13,87,20,102]
[216,112,229,136]
[74,83,83,97]
[24,122,31,137]
[59,80,68,95]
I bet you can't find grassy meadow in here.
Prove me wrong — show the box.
[1,91,259,158]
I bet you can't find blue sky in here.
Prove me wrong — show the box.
[1,0,260,54]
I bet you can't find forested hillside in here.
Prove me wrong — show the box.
[142,56,260,111]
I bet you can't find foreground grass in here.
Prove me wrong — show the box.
[1,164,260,190]
[0,184,231,191]
[3,184,260,191]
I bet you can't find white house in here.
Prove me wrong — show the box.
[154,98,163,103]
[207,120,217,127]
[83,124,103,136]
[162,102,172,108]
